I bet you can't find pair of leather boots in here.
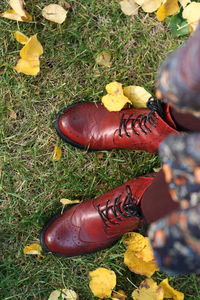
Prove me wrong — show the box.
[41,98,179,256]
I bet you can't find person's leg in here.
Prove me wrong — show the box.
[170,107,200,131]
[140,169,179,223]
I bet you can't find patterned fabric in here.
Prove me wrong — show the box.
[148,24,200,275]
[149,134,200,274]
[156,24,200,115]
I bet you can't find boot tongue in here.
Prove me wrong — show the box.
[147,97,177,129]
[163,104,177,129]
[147,97,164,118]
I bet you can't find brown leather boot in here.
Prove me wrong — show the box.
[54,98,178,153]
[40,174,155,256]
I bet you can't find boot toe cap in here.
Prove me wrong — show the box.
[56,106,88,146]
[41,217,76,256]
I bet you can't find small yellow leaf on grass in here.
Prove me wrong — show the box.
[119,0,139,16]
[14,58,40,75]
[123,86,152,108]
[52,145,62,161]
[182,2,200,31]
[0,9,32,22]
[13,34,43,76]
[14,31,29,45]
[89,267,116,299]
[48,289,79,300]
[1,9,23,21]
[20,35,43,60]
[102,81,131,112]
[96,51,112,67]
[156,0,180,22]
[9,0,26,17]
[23,243,42,256]
[60,199,80,205]
[135,0,162,13]
[42,4,68,24]
[0,0,32,22]
[132,278,164,300]
[159,278,184,300]
[123,232,159,277]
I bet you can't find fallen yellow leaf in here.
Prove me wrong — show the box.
[182,2,200,31]
[89,267,116,299]
[102,81,131,111]
[159,278,184,300]
[48,289,78,300]
[1,10,22,21]
[96,51,112,67]
[0,0,32,22]
[23,243,42,256]
[52,145,62,161]
[102,94,131,112]
[119,0,139,16]
[0,9,32,22]
[9,0,26,17]
[42,4,68,24]
[20,35,43,60]
[60,199,80,205]
[105,81,123,95]
[13,34,43,76]
[123,232,159,277]
[14,31,29,45]
[132,278,164,300]
[123,232,147,252]
[156,0,180,22]
[135,0,162,13]
[13,58,40,75]
[124,249,159,277]
[123,85,151,108]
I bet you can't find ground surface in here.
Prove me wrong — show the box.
[1,0,200,299]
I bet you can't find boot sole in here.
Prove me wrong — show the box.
[54,102,100,152]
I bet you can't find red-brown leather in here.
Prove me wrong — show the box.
[42,174,154,256]
[57,102,178,153]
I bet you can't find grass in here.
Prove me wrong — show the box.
[0,0,200,299]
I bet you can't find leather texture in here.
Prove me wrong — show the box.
[41,174,155,256]
[55,102,178,153]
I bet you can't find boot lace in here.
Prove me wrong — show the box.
[118,97,164,137]
[96,185,141,228]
